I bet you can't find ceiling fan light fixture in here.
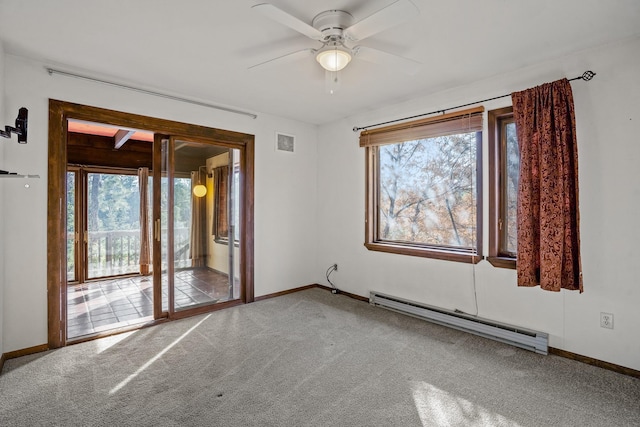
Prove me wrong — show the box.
[316,46,352,71]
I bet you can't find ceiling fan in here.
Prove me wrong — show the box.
[250,0,421,77]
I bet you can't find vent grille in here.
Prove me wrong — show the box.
[276,132,295,152]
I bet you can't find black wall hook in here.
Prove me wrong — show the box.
[1,107,28,144]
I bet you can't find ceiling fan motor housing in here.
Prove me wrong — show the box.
[312,10,353,40]
[250,2,421,75]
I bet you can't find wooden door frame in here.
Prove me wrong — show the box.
[48,99,255,348]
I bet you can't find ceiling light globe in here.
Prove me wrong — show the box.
[316,48,352,72]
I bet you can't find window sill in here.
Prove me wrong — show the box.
[214,237,240,248]
[365,242,482,264]
[486,256,516,269]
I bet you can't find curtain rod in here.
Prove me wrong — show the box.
[353,70,596,132]
[46,68,258,120]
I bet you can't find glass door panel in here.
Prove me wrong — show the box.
[86,172,141,279]
[66,171,77,283]
[67,165,154,339]
[228,148,241,301]
[173,140,239,312]
[154,136,242,317]
[160,171,170,313]
[153,135,171,317]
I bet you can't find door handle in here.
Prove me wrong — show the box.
[154,219,161,241]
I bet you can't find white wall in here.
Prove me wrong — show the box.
[1,54,318,353]
[0,41,5,357]
[317,36,640,371]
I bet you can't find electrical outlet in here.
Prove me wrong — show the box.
[600,312,614,329]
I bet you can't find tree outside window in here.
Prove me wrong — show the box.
[379,134,477,248]
[363,108,483,263]
[488,106,519,268]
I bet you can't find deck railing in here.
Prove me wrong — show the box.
[67,227,190,279]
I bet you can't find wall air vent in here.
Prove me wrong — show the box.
[276,132,295,153]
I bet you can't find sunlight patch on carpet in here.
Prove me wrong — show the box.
[411,381,522,427]
[94,331,137,354]
[110,314,211,394]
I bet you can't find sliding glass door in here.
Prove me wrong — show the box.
[66,168,146,284]
[153,135,240,319]
[86,171,141,279]
[51,100,254,348]
[65,165,154,338]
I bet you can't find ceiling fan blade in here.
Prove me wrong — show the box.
[248,48,315,70]
[252,3,324,41]
[344,0,419,42]
[353,46,421,75]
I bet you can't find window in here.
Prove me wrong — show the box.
[363,107,483,263]
[488,107,519,268]
[213,164,240,245]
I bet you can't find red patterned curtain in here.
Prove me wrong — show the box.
[512,78,583,292]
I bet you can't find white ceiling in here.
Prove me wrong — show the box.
[1,0,639,125]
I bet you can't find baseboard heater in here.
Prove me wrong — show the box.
[369,291,548,355]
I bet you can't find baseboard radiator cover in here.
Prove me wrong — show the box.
[369,291,548,355]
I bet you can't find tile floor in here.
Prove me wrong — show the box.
[67,268,235,339]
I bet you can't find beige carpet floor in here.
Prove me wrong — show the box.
[1,288,638,426]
